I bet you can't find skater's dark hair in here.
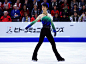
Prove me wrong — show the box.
[42,3,48,8]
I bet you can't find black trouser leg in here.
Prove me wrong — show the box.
[46,33,62,60]
[32,28,64,61]
[32,29,45,58]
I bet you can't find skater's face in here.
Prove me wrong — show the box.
[42,5,47,12]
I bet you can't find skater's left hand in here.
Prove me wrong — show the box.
[54,32,56,37]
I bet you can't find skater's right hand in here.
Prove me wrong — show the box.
[25,27,28,30]
[54,32,56,37]
[25,25,31,30]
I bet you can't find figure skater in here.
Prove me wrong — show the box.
[25,3,65,62]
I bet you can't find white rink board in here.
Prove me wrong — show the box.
[0,22,86,37]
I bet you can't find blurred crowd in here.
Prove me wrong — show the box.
[0,0,86,22]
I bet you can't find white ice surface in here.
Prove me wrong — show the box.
[0,42,86,64]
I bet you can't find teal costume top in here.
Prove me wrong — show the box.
[26,13,56,33]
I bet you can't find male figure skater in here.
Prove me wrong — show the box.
[25,4,65,62]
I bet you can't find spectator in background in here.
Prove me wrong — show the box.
[80,5,86,15]
[70,12,79,22]
[0,2,3,10]
[3,0,11,9]
[50,0,60,10]
[30,13,40,22]
[79,11,85,22]
[79,0,85,9]
[14,0,21,10]
[51,5,59,16]
[71,0,78,9]
[1,11,12,22]
[61,4,70,17]
[31,5,40,17]
[30,16,35,22]
[60,13,70,22]
[81,11,86,22]
[41,0,49,8]
[23,0,32,17]
[20,5,29,21]
[24,0,30,9]
[32,0,41,10]
[33,0,39,6]
[22,12,30,22]
[53,13,60,22]
[3,5,11,15]
[11,5,20,21]
[71,4,79,15]
[61,0,69,10]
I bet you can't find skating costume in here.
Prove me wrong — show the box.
[26,13,56,33]
[25,12,65,61]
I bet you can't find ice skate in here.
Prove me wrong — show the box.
[57,57,65,62]
[32,57,38,61]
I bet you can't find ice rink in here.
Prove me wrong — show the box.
[0,42,86,64]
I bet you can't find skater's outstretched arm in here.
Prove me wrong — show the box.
[25,15,41,29]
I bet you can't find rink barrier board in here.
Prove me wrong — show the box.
[0,22,86,42]
[0,38,86,42]
[0,22,86,37]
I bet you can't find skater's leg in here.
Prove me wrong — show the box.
[32,29,45,61]
[46,34,65,61]
[33,34,45,54]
